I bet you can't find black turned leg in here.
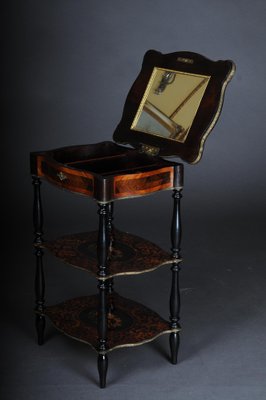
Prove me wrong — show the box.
[107,202,114,258]
[32,176,45,345]
[97,203,109,388]
[107,278,114,314]
[98,280,108,388]
[169,186,182,364]
[169,264,181,364]
[107,202,115,313]
[98,354,108,388]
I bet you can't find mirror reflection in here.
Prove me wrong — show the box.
[131,68,210,143]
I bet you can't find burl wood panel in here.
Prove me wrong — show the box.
[43,293,179,353]
[114,167,173,198]
[40,159,94,196]
[30,142,180,202]
[41,230,175,279]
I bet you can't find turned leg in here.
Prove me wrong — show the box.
[98,280,109,388]
[106,278,114,314]
[169,182,182,364]
[107,202,114,313]
[98,353,108,388]
[107,202,114,257]
[97,203,109,388]
[169,263,181,364]
[32,176,45,345]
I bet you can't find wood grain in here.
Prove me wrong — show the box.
[30,142,182,202]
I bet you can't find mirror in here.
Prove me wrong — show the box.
[131,67,210,143]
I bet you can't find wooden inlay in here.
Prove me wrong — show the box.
[43,293,179,353]
[41,230,175,279]
[30,142,181,202]
[40,160,94,196]
[114,167,173,198]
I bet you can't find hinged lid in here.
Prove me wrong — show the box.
[113,50,235,163]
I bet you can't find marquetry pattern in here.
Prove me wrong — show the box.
[43,293,179,353]
[41,230,175,279]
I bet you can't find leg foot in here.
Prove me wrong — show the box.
[98,354,108,388]
[169,332,180,364]
[36,315,45,345]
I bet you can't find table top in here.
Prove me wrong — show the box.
[31,141,183,202]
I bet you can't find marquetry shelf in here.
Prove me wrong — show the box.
[41,230,177,279]
[40,230,180,354]
[42,293,179,353]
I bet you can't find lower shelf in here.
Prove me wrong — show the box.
[43,293,179,353]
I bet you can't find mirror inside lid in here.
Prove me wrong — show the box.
[113,50,235,164]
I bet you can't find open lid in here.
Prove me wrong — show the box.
[113,50,235,163]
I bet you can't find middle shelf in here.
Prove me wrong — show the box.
[41,230,179,279]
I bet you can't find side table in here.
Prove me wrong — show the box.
[30,49,235,388]
[31,142,183,388]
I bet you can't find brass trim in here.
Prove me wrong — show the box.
[177,57,194,64]
[192,61,236,164]
[98,259,182,281]
[40,313,181,355]
[39,252,181,280]
[104,328,181,354]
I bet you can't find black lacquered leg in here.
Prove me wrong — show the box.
[170,332,180,365]
[107,202,115,313]
[107,202,114,258]
[97,203,109,388]
[107,278,114,314]
[169,185,182,364]
[98,353,108,388]
[169,263,181,364]
[98,280,108,388]
[32,176,45,345]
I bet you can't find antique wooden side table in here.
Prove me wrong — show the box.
[30,50,235,388]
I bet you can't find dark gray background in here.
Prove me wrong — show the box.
[2,1,266,399]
